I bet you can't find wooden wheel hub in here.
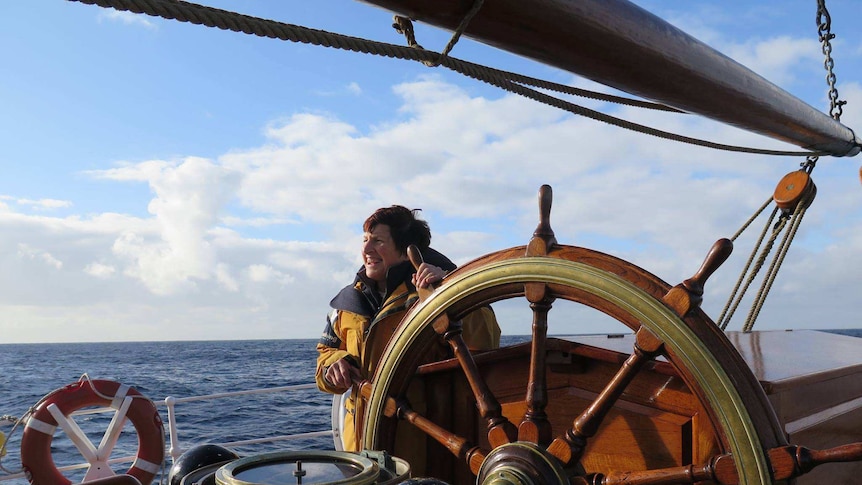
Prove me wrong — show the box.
[476,442,569,485]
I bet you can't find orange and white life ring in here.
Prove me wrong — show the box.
[21,379,165,485]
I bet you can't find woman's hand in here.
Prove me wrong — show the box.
[325,356,362,389]
[413,263,446,289]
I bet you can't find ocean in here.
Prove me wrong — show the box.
[0,339,332,484]
[1,330,860,484]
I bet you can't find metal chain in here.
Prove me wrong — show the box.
[802,0,846,173]
[815,0,846,120]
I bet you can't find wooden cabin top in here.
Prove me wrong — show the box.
[563,329,862,451]
[562,330,862,390]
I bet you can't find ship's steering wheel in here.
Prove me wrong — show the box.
[359,185,790,485]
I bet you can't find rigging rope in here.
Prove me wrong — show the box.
[717,204,780,331]
[717,188,815,332]
[425,0,484,67]
[388,15,680,112]
[68,0,827,157]
[719,0,848,331]
[742,187,814,331]
[718,159,818,331]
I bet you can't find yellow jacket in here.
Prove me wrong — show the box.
[316,256,500,452]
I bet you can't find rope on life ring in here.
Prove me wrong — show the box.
[20,379,165,485]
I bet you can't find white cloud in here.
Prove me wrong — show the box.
[84,262,116,279]
[93,157,243,295]
[17,243,63,270]
[724,36,821,86]
[16,198,73,211]
[97,10,157,30]
[1,66,860,342]
[216,263,239,292]
[220,215,297,227]
[247,264,273,283]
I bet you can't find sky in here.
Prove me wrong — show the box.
[0,0,860,343]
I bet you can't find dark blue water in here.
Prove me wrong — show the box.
[0,337,536,483]
[0,339,330,484]
[1,331,859,483]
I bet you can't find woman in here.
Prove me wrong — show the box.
[315,205,499,452]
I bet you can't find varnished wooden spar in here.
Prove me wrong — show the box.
[359,0,861,157]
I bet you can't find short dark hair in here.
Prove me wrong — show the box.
[364,206,431,253]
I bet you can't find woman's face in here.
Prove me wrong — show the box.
[362,224,408,283]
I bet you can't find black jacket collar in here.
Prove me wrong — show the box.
[329,247,456,316]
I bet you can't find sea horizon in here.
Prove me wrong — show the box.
[2,328,860,346]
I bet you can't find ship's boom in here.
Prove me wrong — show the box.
[361,0,860,157]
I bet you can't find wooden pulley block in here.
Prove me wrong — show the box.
[773,170,815,211]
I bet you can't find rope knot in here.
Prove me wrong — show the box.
[392,15,422,49]
[392,0,485,68]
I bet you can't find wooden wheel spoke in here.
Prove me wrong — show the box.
[518,282,554,446]
[572,452,736,485]
[442,318,518,447]
[547,326,665,466]
[572,442,862,485]
[358,378,486,473]
[768,442,862,481]
[397,395,487,475]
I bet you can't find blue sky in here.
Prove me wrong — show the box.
[1,0,860,343]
